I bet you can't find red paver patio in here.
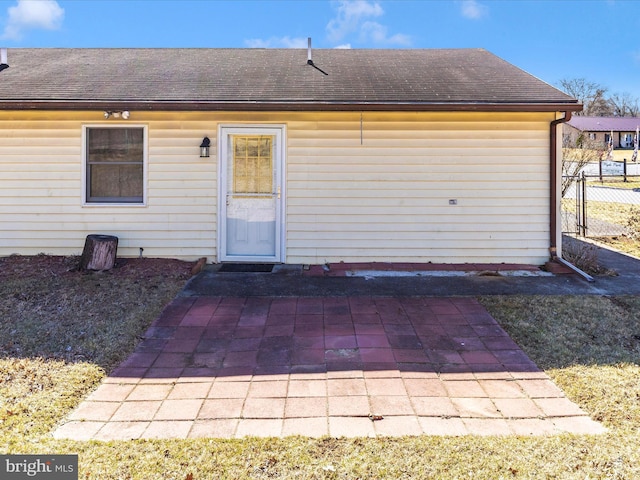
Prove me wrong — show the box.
[54,296,605,440]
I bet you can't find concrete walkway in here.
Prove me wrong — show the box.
[182,238,640,297]
[54,294,604,440]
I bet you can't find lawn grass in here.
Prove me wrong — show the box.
[584,201,639,230]
[562,195,638,230]
[479,295,640,431]
[1,256,640,479]
[591,236,640,258]
[562,194,640,258]
[587,179,640,190]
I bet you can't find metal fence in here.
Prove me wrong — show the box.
[562,173,640,238]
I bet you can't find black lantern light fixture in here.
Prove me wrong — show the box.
[200,136,211,158]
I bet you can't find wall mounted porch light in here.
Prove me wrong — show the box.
[200,137,211,158]
[103,111,130,119]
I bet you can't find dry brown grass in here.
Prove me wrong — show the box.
[585,201,638,230]
[562,196,640,258]
[0,254,193,369]
[0,255,194,451]
[561,239,612,275]
[591,235,640,258]
[587,179,640,190]
[1,256,640,479]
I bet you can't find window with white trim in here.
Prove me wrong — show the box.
[84,126,145,204]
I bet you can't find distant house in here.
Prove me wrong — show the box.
[564,116,640,149]
[0,48,580,265]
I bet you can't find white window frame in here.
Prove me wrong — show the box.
[82,125,148,206]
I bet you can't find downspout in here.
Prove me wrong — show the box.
[549,111,572,260]
[549,111,594,282]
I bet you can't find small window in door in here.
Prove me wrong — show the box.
[232,135,273,194]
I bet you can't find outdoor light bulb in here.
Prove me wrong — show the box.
[112,112,121,118]
[122,111,130,120]
[103,111,110,119]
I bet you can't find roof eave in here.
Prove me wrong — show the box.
[0,100,583,113]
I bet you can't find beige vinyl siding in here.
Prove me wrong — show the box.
[0,111,555,264]
[0,113,217,259]
[285,112,555,265]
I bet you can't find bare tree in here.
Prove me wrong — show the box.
[609,92,640,117]
[558,77,640,117]
[588,89,614,116]
[558,78,612,116]
[562,132,602,197]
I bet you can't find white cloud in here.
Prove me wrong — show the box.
[360,21,411,46]
[244,36,308,48]
[326,0,411,46]
[334,43,352,49]
[326,0,383,42]
[460,0,488,20]
[2,0,64,40]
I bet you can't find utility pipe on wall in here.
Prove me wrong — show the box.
[549,111,572,259]
[549,110,595,283]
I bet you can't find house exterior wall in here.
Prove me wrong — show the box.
[0,112,218,260]
[562,124,582,146]
[0,110,555,264]
[562,124,637,149]
[562,124,608,148]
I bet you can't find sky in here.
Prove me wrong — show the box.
[0,0,638,100]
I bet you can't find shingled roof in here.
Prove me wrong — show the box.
[0,48,580,112]
[567,116,640,132]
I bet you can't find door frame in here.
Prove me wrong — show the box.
[217,124,286,263]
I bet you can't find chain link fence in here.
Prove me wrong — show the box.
[562,173,640,238]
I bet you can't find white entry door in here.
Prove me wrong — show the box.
[219,126,284,262]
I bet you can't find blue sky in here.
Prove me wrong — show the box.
[0,0,638,99]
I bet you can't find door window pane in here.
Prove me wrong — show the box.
[232,135,273,194]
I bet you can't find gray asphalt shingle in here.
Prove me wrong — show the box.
[0,48,578,110]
